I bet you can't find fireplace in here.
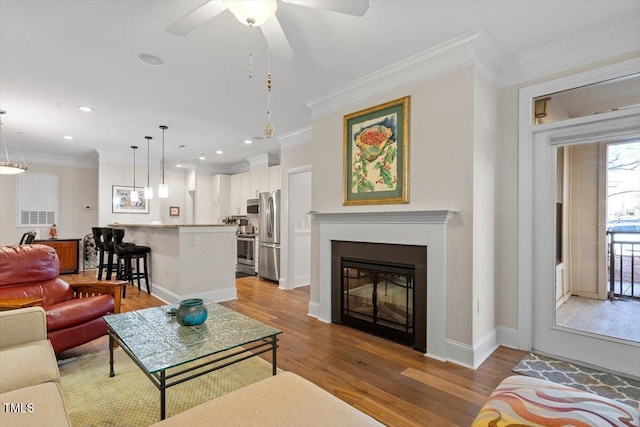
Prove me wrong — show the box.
[313,210,454,361]
[331,241,427,351]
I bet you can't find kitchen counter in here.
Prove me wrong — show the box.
[109,224,237,303]
[109,223,233,228]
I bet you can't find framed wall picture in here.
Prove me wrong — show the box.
[112,185,149,214]
[169,206,180,217]
[343,96,410,205]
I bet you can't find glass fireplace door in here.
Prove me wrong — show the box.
[341,259,414,346]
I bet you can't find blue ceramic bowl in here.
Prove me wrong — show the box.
[176,298,208,326]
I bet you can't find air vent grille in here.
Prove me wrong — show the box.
[20,211,55,226]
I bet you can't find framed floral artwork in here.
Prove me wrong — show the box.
[112,185,149,213]
[343,96,410,205]
[169,206,180,216]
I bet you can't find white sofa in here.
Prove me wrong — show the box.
[0,307,71,427]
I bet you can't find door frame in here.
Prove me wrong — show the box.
[518,58,640,375]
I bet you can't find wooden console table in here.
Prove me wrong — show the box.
[34,239,80,274]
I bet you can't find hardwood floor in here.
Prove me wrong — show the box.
[60,272,526,426]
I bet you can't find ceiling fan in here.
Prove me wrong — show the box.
[167,0,369,59]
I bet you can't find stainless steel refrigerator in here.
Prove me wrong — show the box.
[258,190,280,281]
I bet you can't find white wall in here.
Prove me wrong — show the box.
[0,161,98,246]
[98,157,187,226]
[472,68,499,344]
[311,66,477,345]
[280,137,312,290]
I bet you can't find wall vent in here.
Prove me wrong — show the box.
[20,211,56,226]
[17,173,59,227]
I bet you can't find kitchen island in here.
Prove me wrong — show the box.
[108,224,237,303]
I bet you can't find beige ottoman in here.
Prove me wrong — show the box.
[152,372,383,426]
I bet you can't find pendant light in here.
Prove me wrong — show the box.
[130,145,139,202]
[158,125,169,198]
[0,110,28,175]
[144,136,153,199]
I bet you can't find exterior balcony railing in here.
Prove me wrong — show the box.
[607,230,640,300]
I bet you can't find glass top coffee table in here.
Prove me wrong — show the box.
[103,300,282,420]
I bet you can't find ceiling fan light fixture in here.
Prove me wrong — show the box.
[225,0,277,26]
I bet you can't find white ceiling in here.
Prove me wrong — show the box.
[1,0,639,172]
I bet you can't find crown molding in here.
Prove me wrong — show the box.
[279,127,312,149]
[499,18,640,87]
[307,20,639,120]
[307,29,500,120]
[17,149,98,169]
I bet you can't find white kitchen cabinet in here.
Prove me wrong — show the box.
[240,173,251,214]
[230,173,242,215]
[250,171,261,198]
[269,165,281,191]
[211,204,221,224]
[259,169,270,194]
[211,174,230,223]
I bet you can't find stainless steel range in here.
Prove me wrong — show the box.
[236,234,256,275]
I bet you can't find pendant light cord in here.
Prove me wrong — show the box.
[160,125,168,184]
[131,145,138,190]
[145,136,151,187]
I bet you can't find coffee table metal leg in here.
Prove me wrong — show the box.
[272,335,277,376]
[109,334,115,377]
[160,370,166,420]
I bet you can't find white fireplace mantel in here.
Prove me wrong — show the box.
[312,210,456,224]
[312,209,457,362]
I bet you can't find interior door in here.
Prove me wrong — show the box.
[531,112,640,378]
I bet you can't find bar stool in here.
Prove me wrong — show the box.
[113,229,151,295]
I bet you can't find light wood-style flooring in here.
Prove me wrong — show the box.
[60,272,527,426]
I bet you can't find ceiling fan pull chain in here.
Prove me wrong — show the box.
[248,24,255,79]
[265,46,273,139]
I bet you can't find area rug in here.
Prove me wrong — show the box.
[513,352,640,407]
[59,348,277,426]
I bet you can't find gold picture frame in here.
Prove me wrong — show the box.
[343,96,410,205]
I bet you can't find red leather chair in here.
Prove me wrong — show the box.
[0,244,123,354]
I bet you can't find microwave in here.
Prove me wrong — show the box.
[247,198,259,214]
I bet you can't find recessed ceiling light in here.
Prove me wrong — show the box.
[63,135,74,140]
[244,139,252,144]
[198,154,206,160]
[176,164,183,168]
[137,53,164,67]
[77,106,93,112]
[216,150,223,154]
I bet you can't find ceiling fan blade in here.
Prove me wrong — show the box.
[167,1,227,36]
[260,15,294,60]
[286,0,369,17]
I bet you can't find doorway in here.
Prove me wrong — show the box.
[528,113,640,378]
[519,59,640,378]
[553,140,640,343]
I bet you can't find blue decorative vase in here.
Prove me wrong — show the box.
[176,298,208,326]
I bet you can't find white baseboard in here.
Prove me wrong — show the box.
[496,326,519,350]
[308,301,320,319]
[149,283,237,304]
[445,339,475,369]
[472,329,500,369]
[439,329,500,370]
[293,275,310,288]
